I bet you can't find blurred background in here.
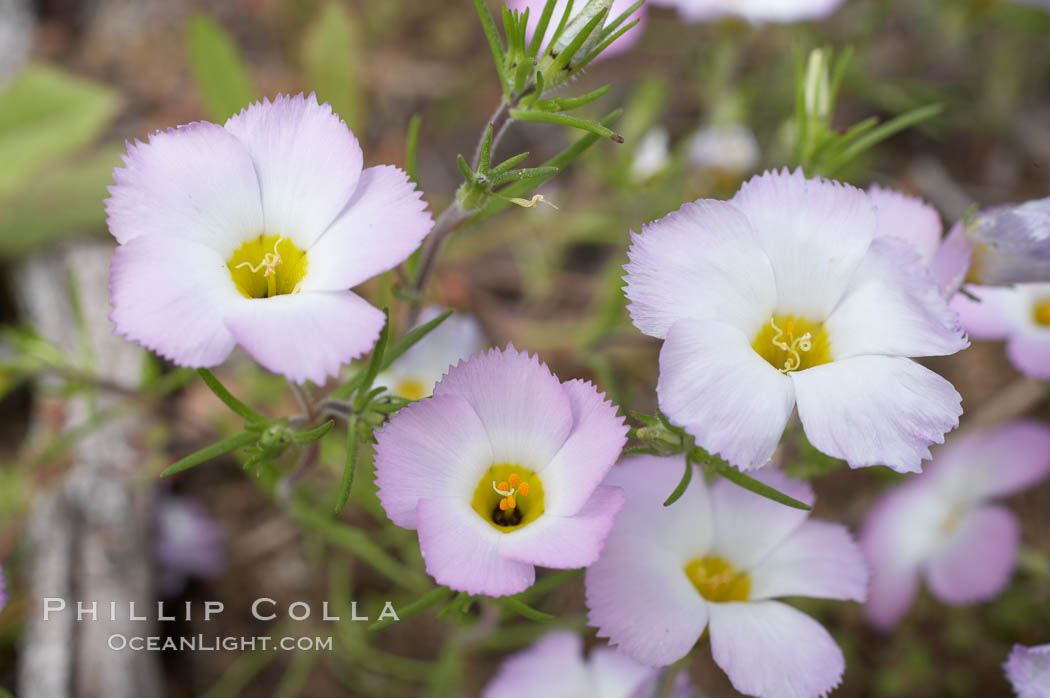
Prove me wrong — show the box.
[0,0,1049,696]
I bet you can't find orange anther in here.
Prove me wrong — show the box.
[508,473,521,487]
[498,481,510,492]
[518,482,530,496]
[499,498,510,511]
[506,495,516,509]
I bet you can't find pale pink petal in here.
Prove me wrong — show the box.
[930,222,974,297]
[926,504,1019,605]
[483,632,592,698]
[730,168,877,320]
[224,93,363,250]
[538,379,627,516]
[416,498,535,596]
[709,469,815,570]
[1003,643,1050,698]
[649,0,844,23]
[708,601,845,698]
[623,198,776,339]
[825,238,968,359]
[869,184,943,264]
[1007,331,1050,381]
[792,356,962,472]
[864,564,920,631]
[433,346,573,468]
[657,318,795,471]
[931,420,1050,500]
[109,234,240,367]
[585,536,709,666]
[106,121,263,254]
[222,291,383,385]
[591,647,664,698]
[300,165,432,291]
[950,285,1018,340]
[374,394,494,529]
[747,519,868,602]
[498,485,624,569]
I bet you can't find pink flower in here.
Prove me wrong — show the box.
[483,631,692,698]
[650,0,845,24]
[624,169,966,473]
[107,93,432,384]
[586,455,867,698]
[507,0,647,59]
[374,346,627,596]
[861,421,1050,630]
[951,283,1050,381]
[1004,643,1050,698]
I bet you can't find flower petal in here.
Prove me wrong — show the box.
[106,121,263,254]
[747,519,868,602]
[1003,643,1050,698]
[585,535,709,666]
[109,234,240,367]
[925,504,1019,605]
[730,168,876,320]
[623,198,776,339]
[483,632,592,698]
[825,238,968,359]
[1007,331,1050,381]
[930,222,973,297]
[224,93,363,250]
[950,284,1018,339]
[864,564,920,631]
[929,420,1050,501]
[416,498,535,596]
[792,355,962,472]
[869,184,943,264]
[300,165,432,291]
[433,346,573,469]
[709,468,815,570]
[498,485,624,569]
[708,601,845,698]
[538,379,628,516]
[657,318,795,471]
[591,647,665,698]
[374,393,494,529]
[222,290,383,384]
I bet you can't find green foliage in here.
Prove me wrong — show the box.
[185,12,256,122]
[302,2,364,133]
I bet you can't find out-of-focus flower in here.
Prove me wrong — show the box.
[374,346,627,596]
[624,169,967,473]
[509,0,647,59]
[586,455,867,698]
[861,421,1050,630]
[375,307,487,400]
[1004,643,1050,698]
[953,198,1050,286]
[686,123,760,180]
[950,283,1050,380]
[0,564,6,612]
[154,495,226,596]
[649,0,845,24]
[629,126,670,182]
[483,630,693,698]
[107,93,432,384]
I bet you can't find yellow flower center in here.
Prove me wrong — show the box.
[684,556,751,603]
[394,378,429,401]
[471,464,545,532]
[228,234,308,299]
[751,315,832,373]
[1034,298,1050,328]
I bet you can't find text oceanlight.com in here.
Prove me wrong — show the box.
[108,635,334,652]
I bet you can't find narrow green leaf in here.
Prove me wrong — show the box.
[0,64,121,198]
[509,108,623,142]
[292,419,334,445]
[663,457,694,506]
[185,12,256,122]
[822,103,943,176]
[456,153,475,180]
[528,0,558,58]
[629,410,660,426]
[369,587,454,631]
[353,309,391,411]
[479,124,495,173]
[599,0,644,40]
[534,85,611,112]
[302,2,364,132]
[488,151,531,177]
[198,369,266,423]
[707,458,811,510]
[576,19,639,73]
[472,0,510,98]
[513,54,536,95]
[548,8,606,76]
[405,114,422,184]
[162,431,257,477]
[547,0,576,52]
[331,311,454,400]
[503,597,555,623]
[491,165,560,186]
[334,417,360,513]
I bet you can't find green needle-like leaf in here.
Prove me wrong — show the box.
[534,85,611,112]
[547,9,607,77]
[473,0,510,98]
[706,456,811,510]
[198,368,266,423]
[456,153,475,181]
[405,114,422,184]
[334,416,360,513]
[577,18,639,73]
[369,587,455,631]
[509,108,623,142]
[162,431,257,477]
[291,419,334,445]
[528,0,559,58]
[663,457,694,506]
[503,597,555,623]
[479,125,494,173]
[821,103,943,176]
[488,152,531,177]
[353,309,391,411]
